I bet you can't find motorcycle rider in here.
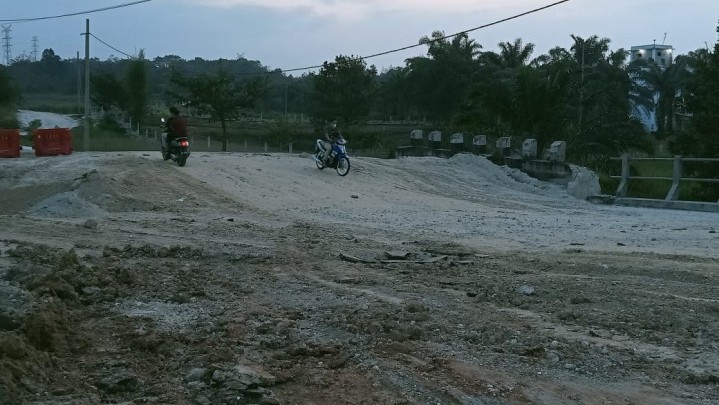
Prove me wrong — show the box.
[321,120,341,165]
[165,106,188,150]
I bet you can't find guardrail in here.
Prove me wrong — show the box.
[611,154,719,203]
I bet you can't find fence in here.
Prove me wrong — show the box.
[611,154,719,211]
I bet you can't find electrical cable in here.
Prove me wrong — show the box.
[279,0,571,74]
[0,0,155,23]
[4,0,570,74]
[90,33,136,59]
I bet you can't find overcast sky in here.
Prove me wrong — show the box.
[2,0,717,72]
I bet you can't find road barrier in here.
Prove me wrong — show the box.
[33,128,73,157]
[0,129,21,158]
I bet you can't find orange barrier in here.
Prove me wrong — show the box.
[33,128,73,157]
[0,129,21,158]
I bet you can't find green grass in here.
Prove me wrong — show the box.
[20,94,81,115]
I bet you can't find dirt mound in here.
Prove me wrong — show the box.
[0,152,717,404]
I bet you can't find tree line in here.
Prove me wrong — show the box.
[1,23,717,168]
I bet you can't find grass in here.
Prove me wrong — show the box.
[64,118,424,157]
[20,94,81,115]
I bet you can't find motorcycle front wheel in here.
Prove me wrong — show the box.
[315,154,326,170]
[161,148,170,161]
[336,157,350,176]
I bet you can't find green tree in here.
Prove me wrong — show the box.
[170,69,266,151]
[470,38,540,136]
[672,22,719,200]
[405,31,482,125]
[631,57,689,136]
[90,72,127,111]
[126,50,148,126]
[312,55,377,124]
[0,65,20,127]
[374,66,412,120]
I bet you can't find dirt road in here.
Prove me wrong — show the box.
[1,152,717,404]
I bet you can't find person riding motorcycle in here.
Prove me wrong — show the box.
[321,121,341,165]
[165,106,188,150]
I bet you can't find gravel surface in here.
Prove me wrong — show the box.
[0,151,717,404]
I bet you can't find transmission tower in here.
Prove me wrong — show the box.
[1,25,11,65]
[32,36,39,61]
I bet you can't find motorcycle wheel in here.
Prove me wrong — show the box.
[315,155,326,170]
[161,148,170,161]
[336,157,350,176]
[177,156,187,167]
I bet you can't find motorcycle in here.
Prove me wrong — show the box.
[160,118,191,167]
[313,134,350,176]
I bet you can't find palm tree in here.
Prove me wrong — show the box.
[405,31,483,125]
[632,57,690,136]
[497,38,535,69]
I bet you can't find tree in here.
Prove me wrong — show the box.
[491,38,536,69]
[126,50,148,126]
[170,69,266,151]
[312,55,377,124]
[672,22,719,200]
[405,31,481,125]
[375,66,412,120]
[632,57,690,136]
[0,65,20,127]
[91,72,127,111]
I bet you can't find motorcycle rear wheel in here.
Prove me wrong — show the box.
[336,157,350,176]
[177,156,187,167]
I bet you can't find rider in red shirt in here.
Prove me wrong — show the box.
[165,106,188,148]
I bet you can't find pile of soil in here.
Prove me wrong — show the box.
[0,152,716,404]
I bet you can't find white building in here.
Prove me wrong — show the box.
[630,43,674,68]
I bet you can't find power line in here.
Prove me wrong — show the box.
[279,0,571,74]
[0,0,155,23]
[90,33,136,59]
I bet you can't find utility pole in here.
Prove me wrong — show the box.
[31,36,39,61]
[1,25,11,65]
[77,51,82,114]
[83,19,91,151]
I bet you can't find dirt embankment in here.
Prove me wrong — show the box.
[0,152,717,404]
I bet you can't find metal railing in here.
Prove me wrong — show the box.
[611,154,719,202]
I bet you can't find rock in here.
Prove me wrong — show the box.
[186,381,207,391]
[546,351,560,363]
[384,251,410,260]
[259,396,281,405]
[351,194,359,199]
[214,364,276,388]
[567,165,601,200]
[550,340,560,349]
[194,394,212,405]
[517,285,535,296]
[82,219,98,230]
[95,370,139,393]
[0,283,34,331]
[185,367,212,383]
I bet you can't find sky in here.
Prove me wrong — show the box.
[1,0,717,73]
